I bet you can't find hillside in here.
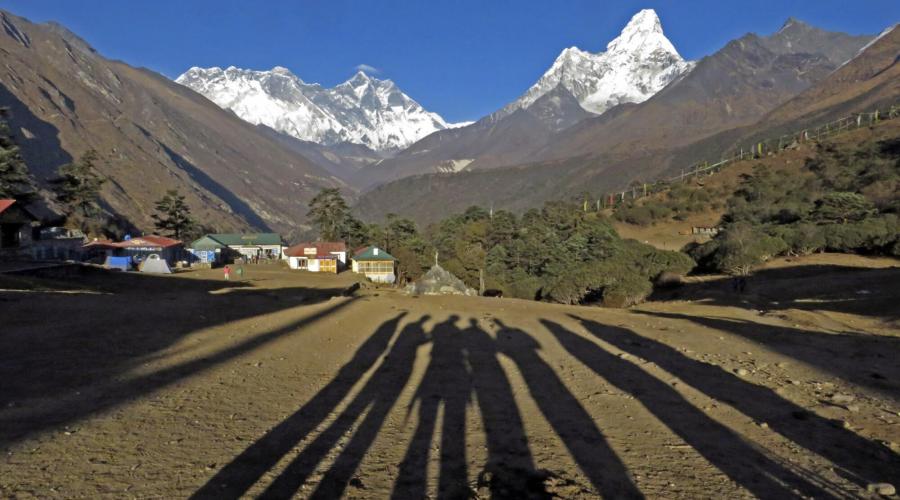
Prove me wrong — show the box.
[0,11,342,236]
[354,21,889,225]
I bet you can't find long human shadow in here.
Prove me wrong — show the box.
[257,316,431,499]
[392,316,471,499]
[391,318,551,499]
[192,312,407,498]
[635,310,900,398]
[0,266,355,446]
[573,314,900,489]
[649,264,900,323]
[543,319,839,498]
[463,319,550,499]
[494,320,644,499]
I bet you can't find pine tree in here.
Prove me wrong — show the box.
[0,110,37,201]
[152,189,195,240]
[307,188,353,241]
[52,149,106,220]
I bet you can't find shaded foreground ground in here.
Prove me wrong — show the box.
[1,258,899,498]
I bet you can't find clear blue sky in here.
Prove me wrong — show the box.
[3,0,898,122]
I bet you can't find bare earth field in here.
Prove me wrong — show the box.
[1,257,899,499]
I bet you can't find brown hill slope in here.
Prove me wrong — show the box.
[0,11,342,235]
[538,20,870,162]
[354,21,888,225]
[355,20,869,194]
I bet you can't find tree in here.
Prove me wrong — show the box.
[0,110,37,202]
[307,188,354,241]
[52,149,106,229]
[152,189,195,239]
[712,223,787,276]
[812,192,875,224]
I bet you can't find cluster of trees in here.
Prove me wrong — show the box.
[0,111,195,240]
[0,110,37,202]
[613,183,726,226]
[687,137,900,275]
[308,190,694,307]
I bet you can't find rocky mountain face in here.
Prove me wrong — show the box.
[533,18,874,162]
[500,9,694,117]
[0,10,341,235]
[176,66,461,152]
[356,9,694,187]
[354,19,880,225]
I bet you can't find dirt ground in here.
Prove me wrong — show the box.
[1,257,899,499]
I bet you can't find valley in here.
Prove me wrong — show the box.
[1,258,898,498]
[0,4,898,499]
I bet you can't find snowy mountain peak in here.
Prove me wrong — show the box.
[606,9,676,57]
[500,9,694,118]
[176,66,459,151]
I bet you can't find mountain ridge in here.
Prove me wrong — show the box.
[176,65,464,152]
[0,9,341,236]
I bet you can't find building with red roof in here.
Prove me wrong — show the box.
[0,199,39,259]
[284,241,347,273]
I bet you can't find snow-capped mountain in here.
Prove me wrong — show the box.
[176,66,461,151]
[500,9,694,117]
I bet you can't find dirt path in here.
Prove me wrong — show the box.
[1,262,898,498]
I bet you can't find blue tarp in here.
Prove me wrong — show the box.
[105,256,132,271]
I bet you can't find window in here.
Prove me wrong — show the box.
[358,261,393,274]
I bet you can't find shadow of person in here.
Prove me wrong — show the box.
[258,315,431,499]
[572,314,900,491]
[634,310,900,397]
[393,315,471,499]
[542,319,838,498]
[191,312,407,498]
[494,320,644,499]
[464,319,551,499]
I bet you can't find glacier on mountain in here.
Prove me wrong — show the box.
[501,9,694,118]
[176,67,459,151]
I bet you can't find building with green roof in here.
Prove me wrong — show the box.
[188,233,284,264]
[351,245,396,283]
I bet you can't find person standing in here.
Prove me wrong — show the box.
[237,265,244,280]
[224,265,231,281]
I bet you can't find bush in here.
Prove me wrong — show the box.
[770,223,825,256]
[822,215,900,253]
[602,273,653,308]
[711,223,787,275]
[683,240,719,272]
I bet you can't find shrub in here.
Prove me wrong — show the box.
[813,192,875,223]
[711,223,787,275]
[770,223,825,256]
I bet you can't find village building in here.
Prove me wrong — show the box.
[285,241,347,273]
[200,233,284,261]
[32,227,86,261]
[351,245,396,283]
[691,226,721,236]
[83,235,185,269]
[0,199,39,260]
[187,234,234,266]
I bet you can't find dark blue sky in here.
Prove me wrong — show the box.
[3,1,898,122]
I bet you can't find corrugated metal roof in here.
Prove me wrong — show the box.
[0,199,15,215]
[84,235,182,249]
[353,245,396,261]
[206,233,283,246]
[285,241,347,258]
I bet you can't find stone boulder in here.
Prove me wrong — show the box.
[406,264,477,296]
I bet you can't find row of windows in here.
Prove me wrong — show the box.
[357,262,394,273]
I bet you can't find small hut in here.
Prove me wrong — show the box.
[351,245,396,283]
